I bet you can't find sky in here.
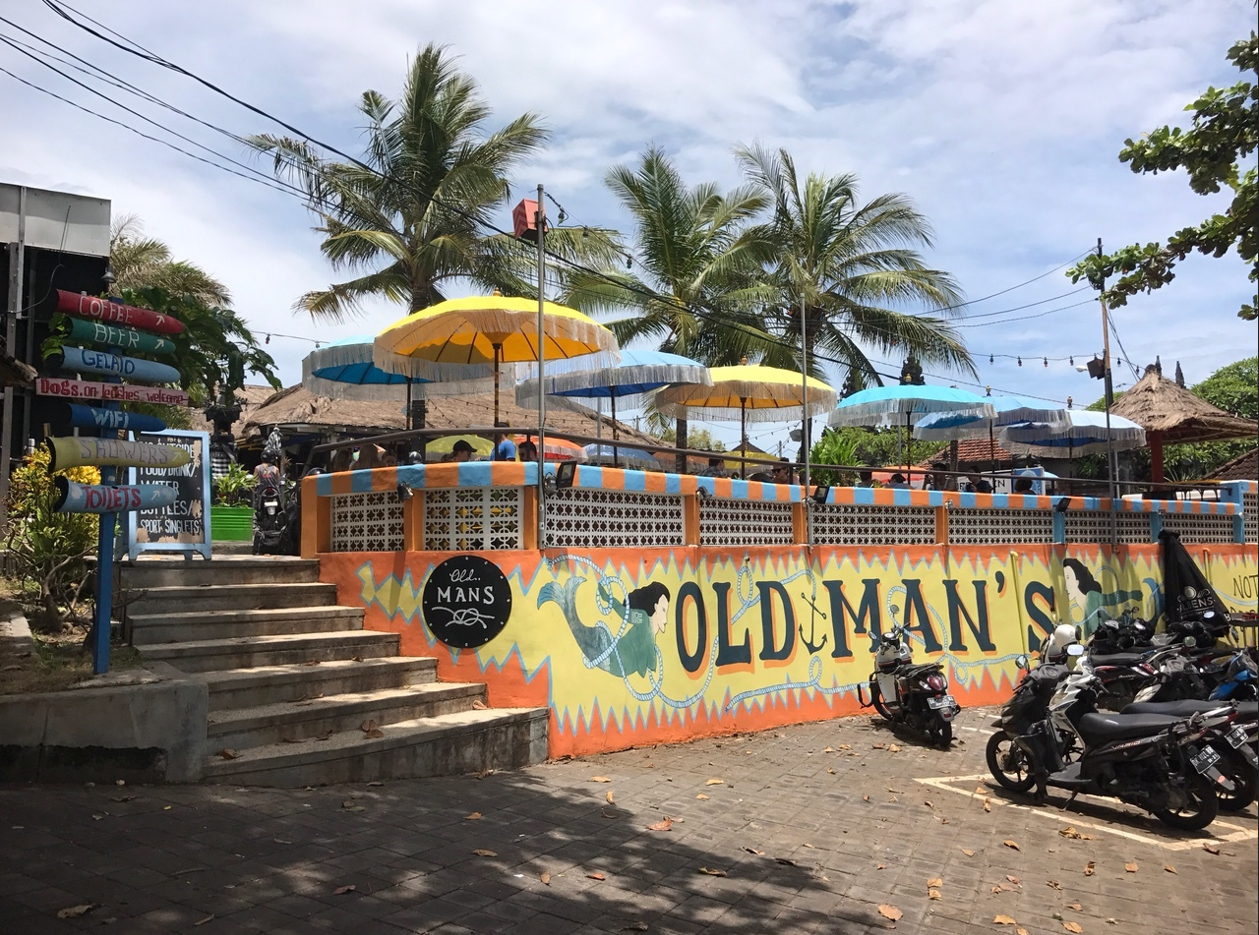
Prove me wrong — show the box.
[2,0,1255,453]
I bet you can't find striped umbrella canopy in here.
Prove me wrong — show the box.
[374,293,618,425]
[829,384,995,428]
[583,443,661,470]
[515,434,587,462]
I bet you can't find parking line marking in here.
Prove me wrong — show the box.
[915,773,1258,851]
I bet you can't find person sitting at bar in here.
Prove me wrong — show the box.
[1013,475,1034,493]
[964,464,993,493]
[330,447,354,473]
[451,439,475,462]
[771,461,794,484]
[700,457,728,477]
[518,438,539,462]
[355,443,386,470]
[856,468,876,488]
[928,461,953,491]
[492,426,517,461]
[887,473,909,489]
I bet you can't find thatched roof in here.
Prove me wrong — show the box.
[1111,366,1258,443]
[240,383,665,448]
[1212,447,1257,481]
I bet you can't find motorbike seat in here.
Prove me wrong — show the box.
[899,663,942,678]
[1075,712,1181,744]
[1233,701,1258,719]
[1088,652,1147,667]
[1122,700,1227,718]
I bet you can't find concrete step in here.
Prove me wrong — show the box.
[137,630,399,673]
[125,582,339,615]
[201,707,550,786]
[202,657,437,711]
[129,606,364,645]
[118,557,322,590]
[206,682,488,750]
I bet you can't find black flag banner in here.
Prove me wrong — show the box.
[1159,529,1230,623]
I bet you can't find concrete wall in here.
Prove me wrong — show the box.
[0,662,207,783]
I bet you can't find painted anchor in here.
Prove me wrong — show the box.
[798,590,829,655]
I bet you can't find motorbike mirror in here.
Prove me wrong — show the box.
[1014,654,1029,670]
[882,631,897,641]
[1067,643,1085,657]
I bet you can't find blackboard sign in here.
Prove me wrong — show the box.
[126,430,212,560]
[422,555,512,648]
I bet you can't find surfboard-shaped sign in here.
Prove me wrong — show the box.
[46,436,192,472]
[65,317,177,355]
[60,403,167,435]
[35,377,189,406]
[56,290,186,336]
[55,479,177,514]
[51,347,181,384]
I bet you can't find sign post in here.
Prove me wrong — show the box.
[126,430,211,561]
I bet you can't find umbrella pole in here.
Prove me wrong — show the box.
[493,343,502,426]
[535,186,547,550]
[611,394,618,468]
[741,398,748,477]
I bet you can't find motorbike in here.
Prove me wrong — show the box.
[1028,650,1229,830]
[1207,650,1258,702]
[252,483,287,555]
[857,625,959,746]
[1123,697,1258,812]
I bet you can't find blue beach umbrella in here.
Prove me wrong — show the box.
[912,395,1068,441]
[1000,410,1147,458]
[829,384,996,428]
[583,443,661,470]
[302,335,492,401]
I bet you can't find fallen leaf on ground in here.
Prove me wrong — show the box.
[333,885,356,895]
[873,743,885,749]
[827,767,837,775]
[927,877,943,888]
[473,849,497,857]
[591,776,612,783]
[465,812,482,820]
[876,863,887,870]
[838,743,852,750]
[1202,842,1220,855]
[994,915,1017,926]
[924,800,934,809]
[646,817,673,832]
[620,924,648,932]
[706,778,725,785]
[991,885,1006,894]
[696,793,709,800]
[878,905,903,921]
[471,699,488,709]
[1063,923,1083,934]
[776,857,798,867]
[1003,840,1020,851]
[962,849,976,857]
[1059,826,1093,840]
[57,905,97,919]
[888,743,901,752]
[824,746,835,752]
[1084,861,1095,876]
[540,870,551,885]
[888,795,898,803]
[1124,862,1138,873]
[360,719,383,738]
[1006,875,1021,885]
[606,791,615,804]
[699,867,727,877]
[588,871,606,881]
[216,748,238,760]
[193,914,215,926]
[1017,928,1028,935]
[1164,865,1176,874]
[1047,880,1062,890]
[743,847,764,855]
[862,794,870,802]
[1068,903,1082,911]
[887,787,902,793]
[928,888,942,900]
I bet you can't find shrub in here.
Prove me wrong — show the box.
[3,448,100,631]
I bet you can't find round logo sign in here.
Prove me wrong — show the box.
[421,555,512,649]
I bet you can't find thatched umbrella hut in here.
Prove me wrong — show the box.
[1111,365,1258,483]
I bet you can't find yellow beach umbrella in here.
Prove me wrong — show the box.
[655,361,836,452]
[373,293,618,424]
[425,434,494,458]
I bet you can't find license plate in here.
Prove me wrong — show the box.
[1190,746,1220,774]
[1226,726,1249,749]
[927,695,956,710]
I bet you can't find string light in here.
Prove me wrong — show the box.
[264,334,270,344]
[1043,357,1048,368]
[1017,356,1022,367]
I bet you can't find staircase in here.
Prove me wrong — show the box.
[121,557,548,787]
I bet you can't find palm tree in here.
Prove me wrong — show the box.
[248,44,619,320]
[565,147,784,466]
[109,215,230,306]
[735,144,973,389]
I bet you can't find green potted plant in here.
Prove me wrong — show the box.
[210,462,256,542]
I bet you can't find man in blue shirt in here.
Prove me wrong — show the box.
[493,428,517,461]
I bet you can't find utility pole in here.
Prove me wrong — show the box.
[1097,238,1119,548]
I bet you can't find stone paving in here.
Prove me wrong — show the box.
[1,709,1255,935]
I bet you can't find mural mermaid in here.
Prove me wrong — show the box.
[539,577,671,678]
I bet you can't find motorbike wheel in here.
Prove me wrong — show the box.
[1153,774,1219,831]
[1213,744,1258,812]
[986,733,1035,792]
[870,682,895,722]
